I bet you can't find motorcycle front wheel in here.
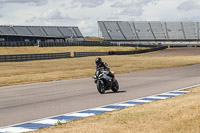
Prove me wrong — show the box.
[97,80,105,94]
[111,80,119,92]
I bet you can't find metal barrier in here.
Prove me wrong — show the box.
[0,41,118,47]
[1,40,200,47]
[40,41,113,47]
[74,52,109,57]
[109,46,167,55]
[74,46,167,57]
[0,41,34,47]
[0,52,71,62]
[0,45,167,62]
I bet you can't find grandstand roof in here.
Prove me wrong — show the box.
[98,21,200,41]
[0,25,84,39]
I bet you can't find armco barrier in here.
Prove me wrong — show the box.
[0,41,34,47]
[0,41,116,47]
[0,52,71,62]
[74,52,109,57]
[39,41,113,47]
[118,43,157,48]
[74,46,167,58]
[0,46,167,62]
[0,41,160,47]
[109,46,167,55]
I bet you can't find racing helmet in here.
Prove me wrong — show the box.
[95,57,102,65]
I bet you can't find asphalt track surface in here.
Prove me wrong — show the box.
[1,47,200,127]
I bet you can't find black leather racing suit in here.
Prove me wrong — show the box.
[95,62,113,78]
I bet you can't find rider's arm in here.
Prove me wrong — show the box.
[104,62,110,71]
[95,66,98,76]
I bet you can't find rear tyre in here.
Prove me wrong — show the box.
[97,80,105,94]
[111,80,119,92]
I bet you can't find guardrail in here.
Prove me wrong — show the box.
[0,41,113,47]
[74,46,167,57]
[74,52,109,57]
[0,52,71,62]
[162,44,200,48]
[0,41,34,47]
[1,41,200,47]
[109,46,167,55]
[39,41,113,47]
[0,41,158,47]
[0,46,167,62]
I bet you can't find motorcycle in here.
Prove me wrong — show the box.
[93,69,119,94]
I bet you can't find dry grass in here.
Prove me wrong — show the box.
[0,46,141,55]
[85,36,104,41]
[1,54,200,87]
[31,87,200,133]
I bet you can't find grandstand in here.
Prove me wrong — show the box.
[0,25,85,43]
[98,21,200,41]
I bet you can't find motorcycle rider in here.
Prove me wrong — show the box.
[95,57,114,80]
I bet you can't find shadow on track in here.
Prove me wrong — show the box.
[105,90,127,94]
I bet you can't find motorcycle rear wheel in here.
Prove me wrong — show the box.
[97,80,105,94]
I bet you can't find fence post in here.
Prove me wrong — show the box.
[71,51,75,58]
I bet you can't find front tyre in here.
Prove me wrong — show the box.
[111,80,119,92]
[97,80,105,94]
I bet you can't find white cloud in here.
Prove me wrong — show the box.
[141,0,200,21]
[41,9,70,20]
[77,20,97,35]
[177,0,200,11]
[0,0,48,6]
[71,0,105,8]
[25,8,77,26]
[106,15,120,21]
[110,0,157,16]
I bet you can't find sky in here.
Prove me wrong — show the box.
[0,0,200,36]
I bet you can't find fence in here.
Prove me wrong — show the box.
[38,41,159,47]
[0,52,71,62]
[0,41,34,47]
[0,41,158,47]
[109,46,167,55]
[0,46,167,62]
[74,46,167,57]
[1,40,200,47]
[39,41,114,47]
[74,52,109,57]
[0,41,113,47]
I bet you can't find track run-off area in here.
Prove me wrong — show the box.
[0,47,200,132]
